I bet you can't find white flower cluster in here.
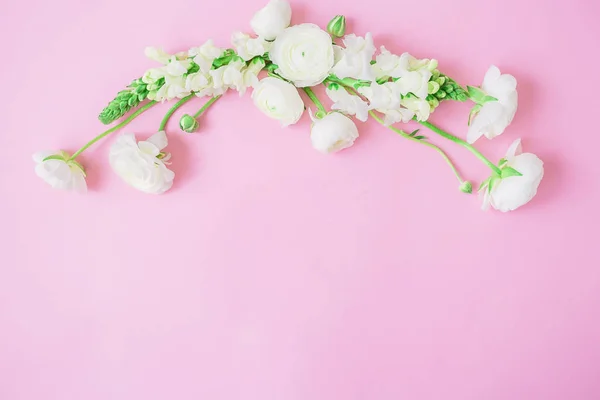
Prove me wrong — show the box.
[34,0,543,212]
[142,37,268,102]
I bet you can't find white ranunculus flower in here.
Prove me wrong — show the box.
[482,139,544,212]
[358,81,414,125]
[250,0,292,40]
[252,77,304,126]
[270,24,334,87]
[188,40,224,74]
[310,112,359,154]
[326,85,369,122]
[330,33,376,81]
[109,131,175,194]
[231,32,271,61]
[33,151,87,192]
[467,65,518,144]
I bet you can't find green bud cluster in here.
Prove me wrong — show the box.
[98,79,151,125]
[427,70,468,102]
[426,71,468,113]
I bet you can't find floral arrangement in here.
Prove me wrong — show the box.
[33,0,544,212]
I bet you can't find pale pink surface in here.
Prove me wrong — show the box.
[1,0,600,398]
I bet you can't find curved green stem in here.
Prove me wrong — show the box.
[369,111,465,184]
[302,87,327,116]
[193,95,221,118]
[158,94,195,131]
[68,101,157,160]
[418,120,501,175]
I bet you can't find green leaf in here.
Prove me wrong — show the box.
[468,104,482,126]
[501,167,523,178]
[497,158,508,168]
[467,85,486,103]
[482,95,498,103]
[408,129,420,137]
[478,177,491,192]
[413,135,427,140]
[42,154,66,162]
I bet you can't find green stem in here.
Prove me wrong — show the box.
[418,120,501,175]
[302,87,327,116]
[369,111,465,184]
[69,101,157,160]
[193,95,221,118]
[158,94,195,131]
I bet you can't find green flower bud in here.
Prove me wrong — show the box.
[428,97,440,109]
[435,76,446,86]
[435,90,447,99]
[179,114,199,133]
[327,15,346,38]
[460,181,473,194]
[428,81,440,95]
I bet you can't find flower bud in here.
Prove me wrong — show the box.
[179,114,199,133]
[460,181,473,194]
[327,15,346,38]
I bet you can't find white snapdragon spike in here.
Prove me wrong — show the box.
[401,97,431,121]
[33,151,87,193]
[238,58,266,96]
[252,77,304,126]
[372,46,405,79]
[153,74,190,101]
[330,33,376,81]
[482,139,543,212]
[250,0,292,40]
[209,59,245,94]
[394,53,434,99]
[467,65,518,144]
[188,40,224,74]
[231,32,271,61]
[326,85,369,122]
[165,56,191,76]
[109,131,175,194]
[185,72,211,93]
[310,112,359,154]
[359,82,414,125]
[144,47,188,64]
[270,24,335,87]
[145,47,172,64]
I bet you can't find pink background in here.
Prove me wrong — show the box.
[2,0,600,398]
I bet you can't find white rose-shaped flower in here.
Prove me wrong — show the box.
[467,65,518,144]
[330,33,376,81]
[250,0,292,40]
[251,77,304,126]
[270,24,334,87]
[109,131,175,194]
[310,112,359,154]
[326,85,369,122]
[231,32,271,61]
[482,139,544,212]
[33,151,87,192]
